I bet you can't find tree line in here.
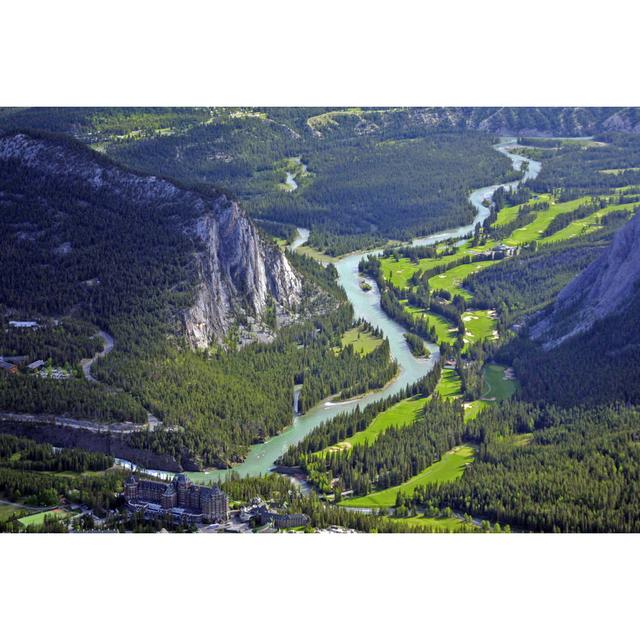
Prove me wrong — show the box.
[410,402,640,533]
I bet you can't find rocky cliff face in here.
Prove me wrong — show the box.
[530,211,640,349]
[183,194,301,348]
[461,107,640,136]
[0,132,301,348]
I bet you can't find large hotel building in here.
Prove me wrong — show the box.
[124,473,229,524]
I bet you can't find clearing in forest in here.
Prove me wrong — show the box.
[341,445,475,509]
[481,364,518,401]
[338,325,384,356]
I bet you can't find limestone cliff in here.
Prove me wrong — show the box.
[183,194,301,348]
[530,211,640,349]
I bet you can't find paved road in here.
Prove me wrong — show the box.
[81,330,115,383]
[79,330,161,429]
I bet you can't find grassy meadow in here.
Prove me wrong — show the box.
[385,514,475,533]
[17,508,73,528]
[462,309,498,345]
[482,364,518,401]
[339,325,384,356]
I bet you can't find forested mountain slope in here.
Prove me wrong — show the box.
[0,131,402,469]
[0,130,301,348]
[505,212,640,407]
[0,131,308,466]
[530,211,640,349]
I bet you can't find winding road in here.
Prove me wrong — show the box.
[81,330,115,383]
[80,330,161,429]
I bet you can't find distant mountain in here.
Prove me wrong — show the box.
[0,131,301,348]
[3,107,640,141]
[290,107,640,138]
[467,107,640,136]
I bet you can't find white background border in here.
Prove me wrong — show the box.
[1,1,639,638]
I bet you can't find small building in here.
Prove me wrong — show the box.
[27,360,45,370]
[8,321,39,329]
[271,513,310,529]
[1,355,28,365]
[0,360,18,374]
[39,367,71,380]
[494,244,520,257]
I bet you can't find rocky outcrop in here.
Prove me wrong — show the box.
[530,211,640,349]
[183,195,301,347]
[0,131,302,349]
[602,108,640,134]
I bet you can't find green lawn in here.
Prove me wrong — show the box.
[404,304,496,351]
[319,368,461,457]
[342,395,427,449]
[495,194,552,227]
[315,369,466,457]
[0,502,34,522]
[381,246,468,288]
[342,445,474,509]
[385,514,474,533]
[436,368,462,398]
[540,200,638,245]
[404,304,457,344]
[428,262,490,300]
[482,364,518,400]
[502,195,593,246]
[18,508,72,528]
[319,395,427,457]
[381,257,422,288]
[463,399,490,422]
[338,325,384,356]
[461,309,498,345]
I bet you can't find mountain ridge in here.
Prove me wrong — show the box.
[0,130,302,348]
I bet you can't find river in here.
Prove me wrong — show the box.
[177,138,540,483]
[284,156,308,192]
